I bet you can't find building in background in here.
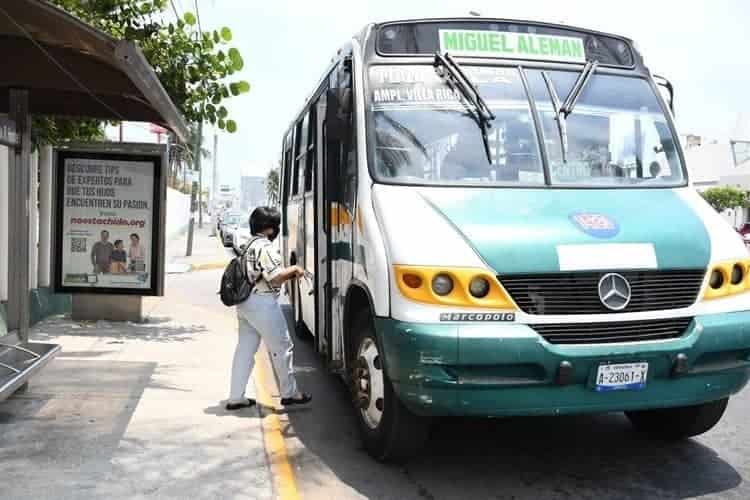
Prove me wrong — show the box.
[240,176,266,212]
[683,114,750,227]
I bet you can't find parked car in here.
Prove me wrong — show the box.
[226,219,252,253]
[738,223,750,236]
[220,212,243,247]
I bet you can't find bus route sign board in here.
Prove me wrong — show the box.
[52,144,166,296]
[439,29,586,63]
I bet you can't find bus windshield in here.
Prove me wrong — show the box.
[367,64,685,187]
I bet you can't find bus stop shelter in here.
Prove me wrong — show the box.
[0,0,189,400]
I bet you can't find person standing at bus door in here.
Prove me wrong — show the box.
[226,206,312,410]
[91,230,114,274]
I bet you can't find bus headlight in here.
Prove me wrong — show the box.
[469,276,490,298]
[703,259,750,300]
[431,274,454,296]
[394,265,517,309]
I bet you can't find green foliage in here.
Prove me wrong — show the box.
[265,167,280,205]
[44,0,250,143]
[31,116,108,147]
[701,186,749,212]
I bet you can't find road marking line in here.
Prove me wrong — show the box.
[254,343,300,500]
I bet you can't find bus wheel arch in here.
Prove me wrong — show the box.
[343,282,377,367]
[343,281,430,461]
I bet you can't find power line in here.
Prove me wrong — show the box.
[170,0,180,18]
[193,0,203,37]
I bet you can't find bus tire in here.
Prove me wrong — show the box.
[625,397,729,440]
[351,312,429,462]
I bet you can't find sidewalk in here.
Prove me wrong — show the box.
[0,224,274,500]
[167,217,232,273]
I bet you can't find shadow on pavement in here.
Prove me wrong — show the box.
[0,359,155,487]
[31,314,209,343]
[279,305,743,500]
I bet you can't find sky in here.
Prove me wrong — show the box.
[111,0,750,192]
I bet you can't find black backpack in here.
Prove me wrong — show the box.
[219,237,261,306]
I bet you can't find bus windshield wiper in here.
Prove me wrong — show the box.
[560,60,598,118]
[540,60,598,163]
[434,52,495,165]
[541,71,568,163]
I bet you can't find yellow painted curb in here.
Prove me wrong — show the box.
[254,344,301,500]
[189,261,229,271]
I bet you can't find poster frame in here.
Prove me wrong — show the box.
[52,142,167,296]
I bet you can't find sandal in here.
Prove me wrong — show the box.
[281,393,312,406]
[226,398,256,411]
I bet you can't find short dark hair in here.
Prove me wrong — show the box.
[250,206,281,235]
[114,239,123,247]
[130,233,140,240]
[101,230,109,236]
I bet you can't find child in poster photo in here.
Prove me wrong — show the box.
[111,239,128,273]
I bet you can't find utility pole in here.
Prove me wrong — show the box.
[186,121,202,256]
[186,181,198,257]
[210,133,219,237]
[196,121,204,229]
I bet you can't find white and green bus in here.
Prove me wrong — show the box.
[280,18,750,461]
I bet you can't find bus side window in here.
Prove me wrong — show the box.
[338,59,356,216]
[295,112,310,196]
[292,119,303,197]
[304,106,316,192]
[281,131,293,233]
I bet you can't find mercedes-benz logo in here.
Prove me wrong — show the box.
[598,273,632,311]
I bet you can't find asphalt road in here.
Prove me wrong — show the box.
[212,247,750,499]
[280,315,750,498]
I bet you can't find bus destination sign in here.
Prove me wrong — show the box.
[439,29,586,63]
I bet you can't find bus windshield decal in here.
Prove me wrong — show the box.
[439,29,586,63]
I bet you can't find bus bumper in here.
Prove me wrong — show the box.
[374,312,750,417]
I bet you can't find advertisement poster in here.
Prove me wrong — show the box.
[54,149,163,295]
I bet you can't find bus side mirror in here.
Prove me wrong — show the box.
[653,74,674,115]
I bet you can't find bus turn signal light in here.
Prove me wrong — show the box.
[402,273,423,289]
[703,259,750,300]
[394,266,518,309]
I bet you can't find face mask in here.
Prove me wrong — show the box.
[269,226,280,241]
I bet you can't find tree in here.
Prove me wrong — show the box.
[265,167,280,206]
[42,0,250,144]
[701,186,748,212]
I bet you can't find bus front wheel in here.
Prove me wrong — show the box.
[625,397,729,439]
[351,312,430,462]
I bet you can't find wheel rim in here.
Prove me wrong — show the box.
[355,337,384,429]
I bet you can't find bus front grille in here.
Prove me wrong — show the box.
[499,270,705,315]
[531,317,694,345]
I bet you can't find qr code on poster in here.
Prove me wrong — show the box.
[71,237,87,253]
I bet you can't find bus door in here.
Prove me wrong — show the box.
[314,95,331,358]
[299,111,316,336]
[325,59,355,369]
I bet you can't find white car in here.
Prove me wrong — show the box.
[228,220,252,253]
[220,212,243,247]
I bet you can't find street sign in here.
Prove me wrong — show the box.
[52,143,167,296]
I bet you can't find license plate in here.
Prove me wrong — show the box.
[595,362,648,392]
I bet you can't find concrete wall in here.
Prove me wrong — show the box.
[166,187,191,240]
